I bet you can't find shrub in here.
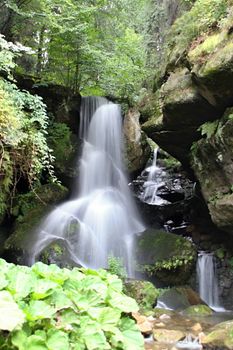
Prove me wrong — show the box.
[0,259,144,350]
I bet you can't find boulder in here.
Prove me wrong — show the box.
[153,329,185,343]
[182,305,213,316]
[136,229,197,285]
[157,287,205,311]
[124,108,150,174]
[191,109,233,234]
[124,280,159,313]
[202,320,233,349]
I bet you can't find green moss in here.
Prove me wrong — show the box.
[137,230,197,284]
[47,122,75,174]
[124,280,159,313]
[183,304,213,316]
[188,32,226,61]
[198,41,233,78]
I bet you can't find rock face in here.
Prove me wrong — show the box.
[124,108,150,175]
[202,320,233,350]
[191,109,233,234]
[136,229,197,285]
[142,15,233,235]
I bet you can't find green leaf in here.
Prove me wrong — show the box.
[88,307,121,331]
[0,291,25,331]
[46,329,69,350]
[11,329,28,350]
[118,317,144,350]
[27,335,48,350]
[108,291,139,313]
[58,309,80,329]
[6,268,36,300]
[32,280,59,300]
[32,262,68,284]
[24,300,56,321]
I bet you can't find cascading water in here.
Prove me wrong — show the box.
[28,97,144,276]
[197,251,222,310]
[140,147,169,205]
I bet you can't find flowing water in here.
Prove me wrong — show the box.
[28,97,144,275]
[197,251,223,311]
[140,148,169,205]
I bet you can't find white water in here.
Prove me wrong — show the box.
[28,97,144,275]
[176,335,202,350]
[197,251,223,311]
[140,147,169,205]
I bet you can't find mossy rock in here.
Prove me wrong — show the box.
[157,287,204,311]
[182,304,213,316]
[39,242,74,268]
[202,320,233,349]
[4,183,68,263]
[136,229,197,285]
[124,280,159,313]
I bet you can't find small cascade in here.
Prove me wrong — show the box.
[140,148,170,205]
[197,251,222,310]
[28,97,144,276]
[176,335,202,350]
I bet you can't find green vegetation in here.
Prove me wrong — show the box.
[1,0,147,102]
[0,259,144,350]
[107,255,127,280]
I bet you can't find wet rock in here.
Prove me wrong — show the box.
[182,305,213,317]
[136,230,197,285]
[202,320,233,349]
[153,329,185,343]
[157,287,205,311]
[124,280,159,313]
[132,312,153,334]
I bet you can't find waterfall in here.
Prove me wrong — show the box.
[140,147,169,205]
[28,97,144,275]
[197,251,222,310]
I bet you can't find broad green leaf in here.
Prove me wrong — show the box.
[46,329,69,350]
[32,262,68,284]
[27,335,48,350]
[106,275,123,292]
[85,332,110,350]
[119,317,144,350]
[32,280,59,300]
[108,291,139,313]
[12,329,28,350]
[24,300,56,321]
[88,307,121,331]
[0,291,25,331]
[6,268,36,300]
[59,309,80,329]
[48,290,74,311]
[70,290,103,310]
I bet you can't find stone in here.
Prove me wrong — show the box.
[124,108,150,174]
[202,320,233,349]
[182,305,213,316]
[191,323,202,332]
[157,287,205,311]
[153,329,185,343]
[136,229,197,285]
[124,280,159,313]
[191,109,233,234]
[132,312,153,334]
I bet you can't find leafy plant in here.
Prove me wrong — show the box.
[0,259,144,350]
[108,255,127,280]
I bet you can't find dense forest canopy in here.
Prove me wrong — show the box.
[0,0,147,99]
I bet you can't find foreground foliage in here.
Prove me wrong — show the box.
[0,259,144,350]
